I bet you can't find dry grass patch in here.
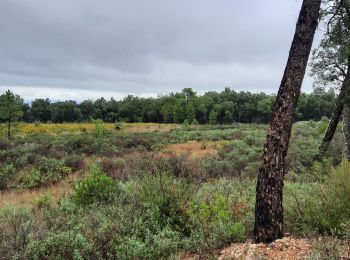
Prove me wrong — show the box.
[0,174,81,209]
[163,141,220,158]
[122,123,179,133]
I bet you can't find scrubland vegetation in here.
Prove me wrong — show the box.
[0,120,348,259]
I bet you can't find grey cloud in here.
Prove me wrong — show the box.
[0,0,315,99]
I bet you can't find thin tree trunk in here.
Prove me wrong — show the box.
[343,104,350,160]
[316,65,350,159]
[254,0,321,244]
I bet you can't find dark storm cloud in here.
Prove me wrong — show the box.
[0,0,316,99]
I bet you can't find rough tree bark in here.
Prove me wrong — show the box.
[343,104,350,160]
[317,64,350,159]
[254,0,321,243]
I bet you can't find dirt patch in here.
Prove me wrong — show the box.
[218,237,313,260]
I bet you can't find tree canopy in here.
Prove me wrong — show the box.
[0,88,337,125]
[0,90,24,139]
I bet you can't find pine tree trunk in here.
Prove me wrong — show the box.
[317,66,350,159]
[343,104,350,160]
[254,0,321,243]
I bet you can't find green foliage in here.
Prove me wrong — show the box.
[34,193,54,209]
[191,118,199,125]
[209,110,218,125]
[0,88,337,125]
[72,165,116,206]
[1,118,350,258]
[23,157,72,188]
[92,118,106,138]
[221,139,262,177]
[285,161,350,236]
[25,231,93,260]
[173,98,186,123]
[115,227,182,259]
[131,172,192,233]
[0,90,24,139]
[0,163,15,189]
[0,90,24,122]
[186,101,196,123]
[0,206,33,258]
[64,154,86,171]
[182,119,190,130]
[186,179,254,252]
[188,193,245,244]
[30,98,51,123]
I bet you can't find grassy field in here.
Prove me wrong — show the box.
[0,122,179,136]
[0,121,349,259]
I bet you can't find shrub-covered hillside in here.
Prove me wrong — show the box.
[0,121,348,259]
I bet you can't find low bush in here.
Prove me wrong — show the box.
[25,231,93,259]
[72,165,116,206]
[0,206,33,259]
[285,161,350,236]
[186,179,254,253]
[64,154,86,171]
[22,157,72,188]
[0,163,15,189]
[100,157,127,180]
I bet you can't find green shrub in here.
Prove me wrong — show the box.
[25,231,93,260]
[62,134,113,156]
[72,165,116,206]
[64,154,86,171]
[34,193,54,209]
[22,157,72,188]
[0,163,15,189]
[92,119,106,138]
[0,206,33,258]
[188,192,245,250]
[79,211,120,259]
[116,227,182,259]
[100,157,127,180]
[285,162,350,236]
[132,172,192,234]
[186,179,254,252]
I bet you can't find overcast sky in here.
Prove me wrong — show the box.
[0,0,321,101]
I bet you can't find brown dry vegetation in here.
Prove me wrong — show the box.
[162,141,220,158]
[122,123,179,132]
[0,173,80,208]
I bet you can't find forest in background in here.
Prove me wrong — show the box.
[6,87,336,124]
[3,0,350,257]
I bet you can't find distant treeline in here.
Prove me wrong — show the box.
[15,87,336,124]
